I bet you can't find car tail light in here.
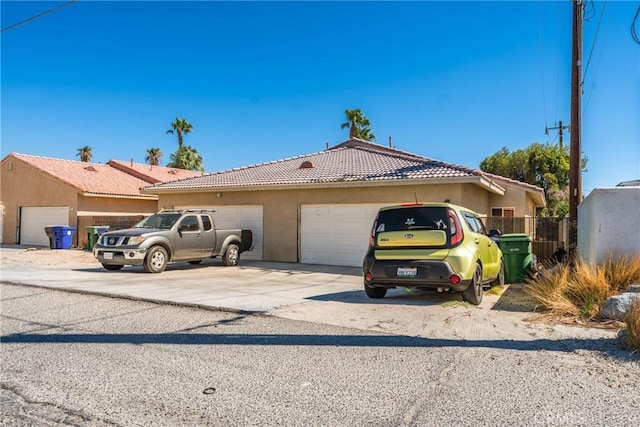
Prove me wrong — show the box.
[448,209,464,247]
[449,274,462,285]
[364,272,373,282]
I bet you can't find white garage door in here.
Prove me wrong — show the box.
[20,206,70,246]
[300,204,388,267]
[210,206,263,261]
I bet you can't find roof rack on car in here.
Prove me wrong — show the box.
[158,209,216,214]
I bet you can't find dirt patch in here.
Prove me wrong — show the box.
[0,246,98,267]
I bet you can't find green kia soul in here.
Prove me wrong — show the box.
[362,203,504,305]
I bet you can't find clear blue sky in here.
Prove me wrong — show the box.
[2,1,639,194]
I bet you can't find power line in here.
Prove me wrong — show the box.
[1,0,79,33]
[632,5,640,45]
[583,0,607,82]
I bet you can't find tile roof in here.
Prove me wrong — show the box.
[144,139,485,192]
[107,160,204,184]
[6,153,157,199]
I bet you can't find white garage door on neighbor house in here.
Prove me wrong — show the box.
[300,204,389,267]
[20,206,70,246]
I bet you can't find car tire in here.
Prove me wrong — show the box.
[364,284,387,299]
[188,260,202,265]
[143,246,168,273]
[222,244,240,266]
[102,264,123,271]
[489,260,505,288]
[462,263,483,305]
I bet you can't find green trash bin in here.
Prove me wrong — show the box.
[86,225,110,250]
[497,233,533,284]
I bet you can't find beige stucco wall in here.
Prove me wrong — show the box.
[0,156,159,246]
[155,182,524,263]
[1,157,78,244]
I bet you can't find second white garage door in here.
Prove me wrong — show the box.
[300,204,388,267]
[20,206,70,246]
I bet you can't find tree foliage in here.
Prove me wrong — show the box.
[166,145,204,171]
[480,142,586,217]
[166,118,193,148]
[76,146,92,162]
[145,147,163,166]
[341,109,376,141]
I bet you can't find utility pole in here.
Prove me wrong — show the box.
[545,120,570,148]
[569,0,584,253]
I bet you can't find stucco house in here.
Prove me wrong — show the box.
[0,153,202,248]
[142,139,546,267]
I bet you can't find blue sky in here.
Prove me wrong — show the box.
[1,1,638,195]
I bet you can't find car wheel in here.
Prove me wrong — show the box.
[143,246,168,273]
[364,284,387,299]
[489,260,505,288]
[102,264,123,271]
[188,260,202,265]
[222,244,240,266]
[462,263,483,305]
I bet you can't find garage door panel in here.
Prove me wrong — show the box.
[301,204,391,267]
[211,206,263,261]
[20,206,70,246]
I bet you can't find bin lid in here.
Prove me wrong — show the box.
[498,233,532,241]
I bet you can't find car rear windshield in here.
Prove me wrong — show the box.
[374,207,449,233]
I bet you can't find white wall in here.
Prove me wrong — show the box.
[578,187,640,264]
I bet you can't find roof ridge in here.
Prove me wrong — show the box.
[207,149,330,175]
[12,152,105,165]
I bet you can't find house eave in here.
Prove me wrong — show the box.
[81,192,158,201]
[141,176,506,195]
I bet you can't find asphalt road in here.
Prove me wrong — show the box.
[1,283,639,427]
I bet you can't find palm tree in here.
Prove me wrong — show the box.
[166,145,204,171]
[166,118,193,148]
[76,146,93,162]
[341,109,376,141]
[145,148,163,166]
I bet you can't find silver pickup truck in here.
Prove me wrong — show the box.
[93,209,253,273]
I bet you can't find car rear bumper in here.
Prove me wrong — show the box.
[363,256,472,292]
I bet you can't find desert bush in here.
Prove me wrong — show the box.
[625,300,640,353]
[524,255,639,320]
[601,253,640,294]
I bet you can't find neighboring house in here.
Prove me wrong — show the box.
[578,186,640,265]
[0,153,202,248]
[142,139,546,267]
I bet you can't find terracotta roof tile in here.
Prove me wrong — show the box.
[8,153,156,198]
[107,160,203,183]
[145,139,483,191]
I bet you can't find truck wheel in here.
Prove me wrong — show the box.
[102,264,123,271]
[144,246,168,273]
[222,244,240,266]
[462,263,483,305]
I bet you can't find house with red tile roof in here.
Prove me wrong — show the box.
[141,139,546,266]
[0,153,202,247]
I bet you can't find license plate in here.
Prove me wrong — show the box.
[397,267,417,277]
[104,252,114,260]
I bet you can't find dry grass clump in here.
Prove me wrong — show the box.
[625,300,640,353]
[524,254,640,320]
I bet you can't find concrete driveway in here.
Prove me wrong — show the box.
[1,246,615,342]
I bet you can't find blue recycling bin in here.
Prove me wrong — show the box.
[51,226,75,249]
